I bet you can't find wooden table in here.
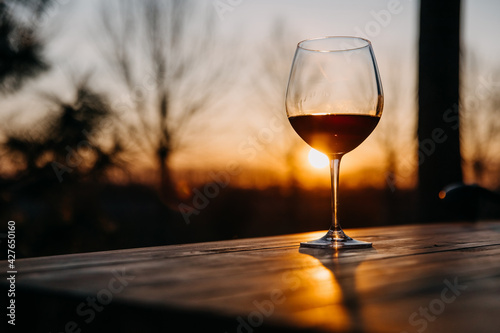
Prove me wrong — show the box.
[3,222,500,333]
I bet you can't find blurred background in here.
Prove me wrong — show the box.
[1,0,500,257]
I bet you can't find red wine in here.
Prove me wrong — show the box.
[289,114,380,155]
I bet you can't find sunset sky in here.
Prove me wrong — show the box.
[2,0,500,189]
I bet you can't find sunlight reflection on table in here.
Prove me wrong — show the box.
[278,245,376,332]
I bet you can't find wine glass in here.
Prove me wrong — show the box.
[285,36,383,249]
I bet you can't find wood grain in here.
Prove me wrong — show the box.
[2,222,500,332]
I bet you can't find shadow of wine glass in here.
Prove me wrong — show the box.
[298,247,377,333]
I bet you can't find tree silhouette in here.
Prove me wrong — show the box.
[374,64,418,223]
[248,21,305,228]
[0,0,49,93]
[251,22,301,188]
[3,77,126,183]
[461,52,500,189]
[95,0,231,200]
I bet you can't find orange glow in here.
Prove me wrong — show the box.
[290,266,350,332]
[284,247,370,332]
[281,251,350,331]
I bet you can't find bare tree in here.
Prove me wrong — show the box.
[244,21,313,229]
[375,65,418,191]
[461,52,500,188]
[250,21,303,189]
[373,65,418,223]
[95,0,231,200]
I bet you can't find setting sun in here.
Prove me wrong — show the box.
[308,148,329,168]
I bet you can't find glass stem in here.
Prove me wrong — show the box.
[329,155,349,240]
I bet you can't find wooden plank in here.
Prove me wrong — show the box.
[2,222,500,332]
[14,222,499,273]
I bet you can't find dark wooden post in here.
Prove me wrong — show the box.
[418,0,463,222]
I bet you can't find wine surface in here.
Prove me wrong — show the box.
[289,114,380,155]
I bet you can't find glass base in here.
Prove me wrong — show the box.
[300,230,372,249]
